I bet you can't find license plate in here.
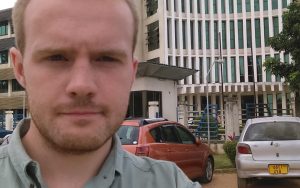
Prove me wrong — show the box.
[268,164,289,175]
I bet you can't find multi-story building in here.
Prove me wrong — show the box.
[134,0,297,122]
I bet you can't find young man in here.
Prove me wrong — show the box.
[0,0,201,187]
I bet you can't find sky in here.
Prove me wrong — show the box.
[0,0,16,10]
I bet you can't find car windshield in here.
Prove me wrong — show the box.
[244,122,300,141]
[117,125,139,145]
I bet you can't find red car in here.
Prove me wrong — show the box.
[117,118,214,182]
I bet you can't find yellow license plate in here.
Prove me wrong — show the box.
[268,164,289,175]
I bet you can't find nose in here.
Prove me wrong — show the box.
[65,59,97,98]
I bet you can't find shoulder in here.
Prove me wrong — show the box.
[120,150,201,188]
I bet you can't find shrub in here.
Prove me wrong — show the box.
[223,141,238,167]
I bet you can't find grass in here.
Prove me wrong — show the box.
[213,154,234,169]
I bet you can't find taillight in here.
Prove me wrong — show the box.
[135,146,149,156]
[237,143,252,154]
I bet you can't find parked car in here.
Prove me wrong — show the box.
[236,116,300,188]
[117,118,214,183]
[0,128,13,145]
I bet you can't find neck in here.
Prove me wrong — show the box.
[22,123,113,188]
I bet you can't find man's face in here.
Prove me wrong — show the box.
[12,0,138,153]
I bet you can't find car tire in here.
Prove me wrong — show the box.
[237,177,249,188]
[200,157,214,183]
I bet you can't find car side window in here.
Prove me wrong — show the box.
[150,127,164,143]
[176,126,195,144]
[161,125,180,143]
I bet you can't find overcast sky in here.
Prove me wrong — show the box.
[0,0,16,10]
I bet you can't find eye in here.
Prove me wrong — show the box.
[47,54,68,62]
[95,56,118,63]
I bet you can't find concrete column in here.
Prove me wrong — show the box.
[148,101,159,119]
[5,111,13,131]
[225,97,240,140]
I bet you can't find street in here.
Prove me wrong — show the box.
[201,173,300,188]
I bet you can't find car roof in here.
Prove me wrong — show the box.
[246,116,300,125]
[122,118,170,127]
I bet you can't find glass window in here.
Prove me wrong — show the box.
[238,20,244,49]
[146,0,158,17]
[0,22,8,36]
[255,19,261,48]
[237,0,242,13]
[190,0,193,13]
[221,0,226,13]
[147,21,159,51]
[162,125,180,143]
[273,16,279,35]
[223,57,228,83]
[254,0,260,11]
[198,21,202,49]
[205,21,210,49]
[214,21,218,49]
[265,55,272,82]
[175,20,179,49]
[176,126,195,144]
[263,0,268,10]
[191,21,194,49]
[272,0,278,10]
[267,94,273,112]
[246,0,251,12]
[277,93,282,115]
[182,20,187,49]
[284,53,289,64]
[230,21,235,49]
[247,56,254,82]
[197,0,201,13]
[205,0,209,14]
[246,19,252,48]
[239,57,245,82]
[274,53,281,81]
[150,127,164,143]
[215,58,220,82]
[222,21,227,49]
[12,79,24,92]
[0,80,8,93]
[282,0,288,8]
[256,55,262,82]
[231,57,236,83]
[229,0,234,13]
[117,126,140,145]
[167,19,171,48]
[181,0,185,12]
[174,0,177,12]
[213,0,217,14]
[207,57,211,83]
[264,18,270,46]
[0,50,9,64]
[199,57,203,83]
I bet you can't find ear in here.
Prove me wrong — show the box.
[10,47,26,88]
[131,58,139,83]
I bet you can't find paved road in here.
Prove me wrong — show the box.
[201,173,300,188]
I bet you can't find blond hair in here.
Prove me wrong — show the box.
[12,0,138,54]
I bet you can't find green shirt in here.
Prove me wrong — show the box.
[0,119,201,188]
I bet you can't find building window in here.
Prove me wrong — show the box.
[263,0,268,10]
[0,80,8,93]
[239,57,245,82]
[267,94,273,112]
[146,0,158,17]
[192,57,196,84]
[256,55,263,82]
[254,0,260,11]
[167,19,171,48]
[237,0,242,13]
[272,0,278,10]
[238,20,244,49]
[181,0,185,12]
[246,19,252,48]
[184,57,188,84]
[12,79,24,92]
[205,21,210,49]
[284,52,289,64]
[213,0,217,14]
[166,0,169,11]
[198,21,202,49]
[255,19,261,48]
[276,93,282,115]
[175,20,179,49]
[223,57,228,83]
[265,55,272,82]
[274,53,281,82]
[214,21,219,49]
[190,0,194,13]
[174,0,178,12]
[246,0,251,12]
[182,20,187,49]
[229,0,234,13]
[221,0,226,13]
[191,21,194,49]
[0,50,9,64]
[0,21,8,36]
[273,16,279,35]
[231,57,236,83]
[176,56,180,67]
[147,21,159,51]
[230,21,235,49]
[264,18,270,46]
[282,0,288,8]
[215,58,220,83]
[199,57,203,83]
[247,56,254,82]
[222,21,227,49]
[205,0,209,14]
[197,0,201,13]
[207,57,211,83]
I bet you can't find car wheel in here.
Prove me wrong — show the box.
[237,177,249,188]
[200,157,214,183]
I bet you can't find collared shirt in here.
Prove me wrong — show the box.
[0,119,201,188]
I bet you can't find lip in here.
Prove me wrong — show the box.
[59,111,102,117]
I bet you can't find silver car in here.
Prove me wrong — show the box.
[236,116,300,188]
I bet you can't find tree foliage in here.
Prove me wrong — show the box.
[264,2,300,92]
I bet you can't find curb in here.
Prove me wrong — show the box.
[215,168,236,173]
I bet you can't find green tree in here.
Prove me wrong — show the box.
[264,2,300,116]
